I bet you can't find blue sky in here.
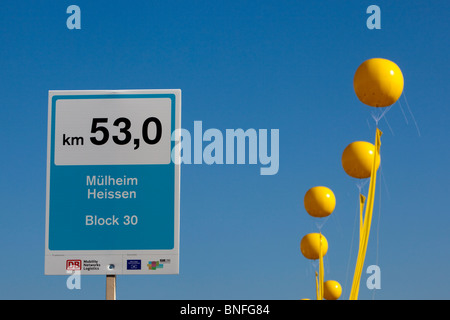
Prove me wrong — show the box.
[0,1,448,300]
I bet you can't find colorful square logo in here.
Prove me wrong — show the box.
[147,261,164,270]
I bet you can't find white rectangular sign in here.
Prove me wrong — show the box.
[45,89,181,275]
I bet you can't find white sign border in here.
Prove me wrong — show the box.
[45,89,181,275]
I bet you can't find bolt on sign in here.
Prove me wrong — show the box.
[45,90,181,275]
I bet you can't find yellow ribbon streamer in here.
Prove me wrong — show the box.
[359,194,366,252]
[315,271,319,300]
[313,233,325,300]
[350,128,382,300]
[319,233,324,300]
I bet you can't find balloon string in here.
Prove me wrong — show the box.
[350,128,382,300]
[403,93,421,137]
[315,216,329,232]
[398,93,421,136]
[356,178,369,194]
[397,97,409,125]
[370,106,392,127]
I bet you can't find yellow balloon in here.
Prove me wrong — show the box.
[323,280,342,300]
[353,58,404,107]
[300,233,328,260]
[304,186,336,218]
[342,141,380,179]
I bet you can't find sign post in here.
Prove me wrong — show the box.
[45,90,181,293]
[106,275,116,300]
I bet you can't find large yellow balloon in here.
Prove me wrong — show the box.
[304,186,336,218]
[342,141,380,179]
[300,233,328,260]
[354,58,404,107]
[323,280,342,300]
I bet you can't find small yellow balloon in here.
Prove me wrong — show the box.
[353,58,404,107]
[342,141,380,179]
[300,233,328,260]
[323,280,342,300]
[304,186,336,218]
